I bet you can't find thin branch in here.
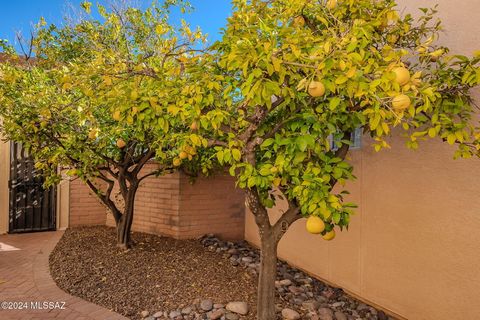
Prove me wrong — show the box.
[207,139,228,147]
[85,178,122,223]
[263,106,303,140]
[329,131,352,189]
[131,149,155,177]
[273,199,301,240]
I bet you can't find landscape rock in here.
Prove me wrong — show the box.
[141,310,150,318]
[281,308,301,320]
[209,309,225,319]
[169,310,181,319]
[226,301,249,315]
[279,279,292,286]
[225,312,239,320]
[318,307,334,320]
[302,300,320,310]
[377,310,388,320]
[334,311,348,320]
[181,306,192,315]
[357,303,369,311]
[200,299,213,311]
[241,256,253,263]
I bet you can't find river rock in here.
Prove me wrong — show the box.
[226,301,249,315]
[281,308,301,320]
[200,299,213,311]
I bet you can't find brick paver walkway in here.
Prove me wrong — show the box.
[0,231,127,320]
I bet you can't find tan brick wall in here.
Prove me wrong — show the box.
[69,178,107,227]
[179,173,245,240]
[106,166,182,237]
[105,165,245,240]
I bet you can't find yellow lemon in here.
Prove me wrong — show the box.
[308,81,326,97]
[113,111,121,121]
[392,94,411,110]
[293,16,305,27]
[392,67,410,86]
[306,216,326,234]
[173,158,182,167]
[326,0,337,10]
[116,139,126,149]
[322,229,336,241]
[190,121,199,131]
[88,129,97,140]
[179,151,188,160]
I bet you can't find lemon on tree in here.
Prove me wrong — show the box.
[88,128,98,139]
[190,121,199,131]
[392,94,411,110]
[322,229,336,241]
[308,81,325,97]
[306,216,326,234]
[293,16,305,27]
[116,138,126,149]
[113,110,121,121]
[392,67,410,86]
[326,0,337,10]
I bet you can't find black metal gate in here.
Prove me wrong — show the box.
[8,142,56,233]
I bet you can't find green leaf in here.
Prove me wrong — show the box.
[329,97,341,110]
[232,148,241,161]
[216,150,224,163]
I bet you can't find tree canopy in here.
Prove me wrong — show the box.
[0,1,211,247]
[175,0,480,318]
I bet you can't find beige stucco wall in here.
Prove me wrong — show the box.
[245,1,480,319]
[56,177,70,230]
[0,140,10,234]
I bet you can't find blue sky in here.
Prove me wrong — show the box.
[0,0,231,50]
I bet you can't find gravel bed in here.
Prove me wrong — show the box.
[49,226,257,319]
[49,226,395,320]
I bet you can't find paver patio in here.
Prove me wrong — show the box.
[0,231,127,320]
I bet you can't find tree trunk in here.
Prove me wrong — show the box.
[116,184,138,249]
[257,232,279,320]
[116,214,130,250]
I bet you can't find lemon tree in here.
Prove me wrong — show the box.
[0,1,207,249]
[185,0,480,318]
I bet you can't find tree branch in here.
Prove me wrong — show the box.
[273,199,301,241]
[85,178,121,223]
[245,188,272,238]
[131,149,155,177]
[329,131,352,189]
